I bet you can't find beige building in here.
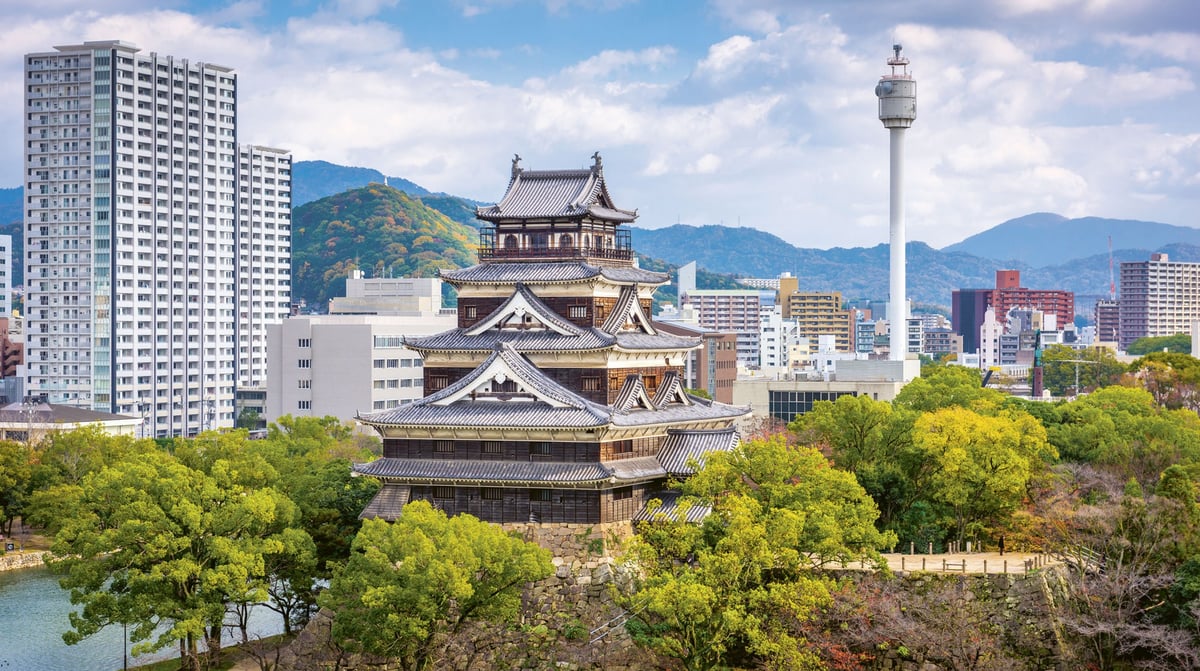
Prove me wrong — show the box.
[1119,253,1200,350]
[0,400,141,442]
[778,275,855,353]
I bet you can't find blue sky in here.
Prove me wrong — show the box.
[2,0,1198,250]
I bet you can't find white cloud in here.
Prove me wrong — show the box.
[1099,31,1200,62]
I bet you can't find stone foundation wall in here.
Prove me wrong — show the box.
[500,520,635,560]
[0,551,47,572]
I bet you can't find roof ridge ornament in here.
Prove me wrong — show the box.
[592,151,602,172]
[511,153,522,180]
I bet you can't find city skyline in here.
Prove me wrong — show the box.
[1,0,1197,249]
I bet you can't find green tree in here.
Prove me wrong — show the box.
[40,448,301,670]
[1040,344,1126,396]
[627,435,895,670]
[1127,333,1191,356]
[320,502,552,670]
[0,440,32,537]
[893,365,1004,413]
[1126,351,1200,411]
[911,406,1055,544]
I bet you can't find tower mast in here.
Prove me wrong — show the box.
[876,44,917,361]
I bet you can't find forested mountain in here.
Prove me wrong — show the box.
[292,160,433,206]
[291,184,477,307]
[631,224,1200,307]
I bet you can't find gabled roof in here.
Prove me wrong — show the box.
[358,343,612,430]
[475,156,637,224]
[404,283,698,355]
[652,371,691,408]
[465,283,585,337]
[613,374,657,413]
[359,343,750,431]
[601,284,657,336]
[440,261,668,286]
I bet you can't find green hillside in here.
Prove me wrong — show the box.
[292,184,478,307]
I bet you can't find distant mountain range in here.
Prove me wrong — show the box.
[4,162,1199,312]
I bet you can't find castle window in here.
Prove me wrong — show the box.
[582,377,601,392]
[465,305,477,319]
[503,234,517,249]
[435,440,453,453]
[612,487,633,501]
[530,442,551,455]
[612,440,633,455]
[569,305,588,319]
[433,486,454,499]
[530,489,552,502]
[482,441,502,454]
[429,375,448,390]
[559,233,573,249]
[481,487,502,500]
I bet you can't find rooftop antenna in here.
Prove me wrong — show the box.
[875,43,917,362]
[1108,235,1116,300]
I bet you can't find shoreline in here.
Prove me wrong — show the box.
[0,550,49,572]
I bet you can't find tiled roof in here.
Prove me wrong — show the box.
[359,343,612,429]
[358,483,411,521]
[615,333,701,350]
[359,342,750,431]
[656,427,740,476]
[475,163,637,224]
[353,456,665,486]
[613,374,656,413]
[405,328,615,353]
[0,402,137,425]
[652,371,690,408]
[633,491,712,524]
[601,284,656,335]
[465,283,584,337]
[440,262,668,286]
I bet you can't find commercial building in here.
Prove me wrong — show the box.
[776,275,855,353]
[655,320,738,404]
[1094,299,1119,345]
[1119,253,1200,350]
[953,270,1074,356]
[22,40,290,436]
[265,312,456,425]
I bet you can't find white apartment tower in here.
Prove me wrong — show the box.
[23,40,290,436]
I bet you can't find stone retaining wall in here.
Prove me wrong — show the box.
[0,551,47,572]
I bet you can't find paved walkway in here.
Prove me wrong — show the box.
[841,551,1058,575]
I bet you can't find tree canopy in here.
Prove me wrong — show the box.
[320,502,552,671]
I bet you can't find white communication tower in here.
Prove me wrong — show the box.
[875,44,917,361]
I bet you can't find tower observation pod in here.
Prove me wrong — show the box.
[876,44,916,361]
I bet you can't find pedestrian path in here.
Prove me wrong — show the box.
[841,551,1058,575]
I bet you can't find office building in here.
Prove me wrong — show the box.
[954,270,1074,356]
[22,40,290,436]
[1119,253,1200,350]
[1094,299,1119,344]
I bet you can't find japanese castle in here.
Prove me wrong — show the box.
[354,154,749,527]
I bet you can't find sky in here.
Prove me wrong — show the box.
[3,0,1198,249]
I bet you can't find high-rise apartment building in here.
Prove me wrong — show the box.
[953,270,1073,356]
[0,234,11,319]
[681,289,761,367]
[1119,253,1200,350]
[23,40,290,436]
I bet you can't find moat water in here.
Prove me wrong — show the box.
[0,565,283,670]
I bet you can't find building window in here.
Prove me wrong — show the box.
[373,359,385,368]
[433,486,454,500]
[387,359,399,368]
[482,441,502,454]
[297,338,310,348]
[612,440,633,455]
[612,487,633,501]
[530,489,552,502]
[298,400,310,410]
[465,306,477,319]
[435,440,453,453]
[481,487,502,500]
[569,305,588,319]
[530,442,551,455]
[299,379,311,389]
[429,375,448,390]
[582,376,601,392]
[297,359,310,369]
